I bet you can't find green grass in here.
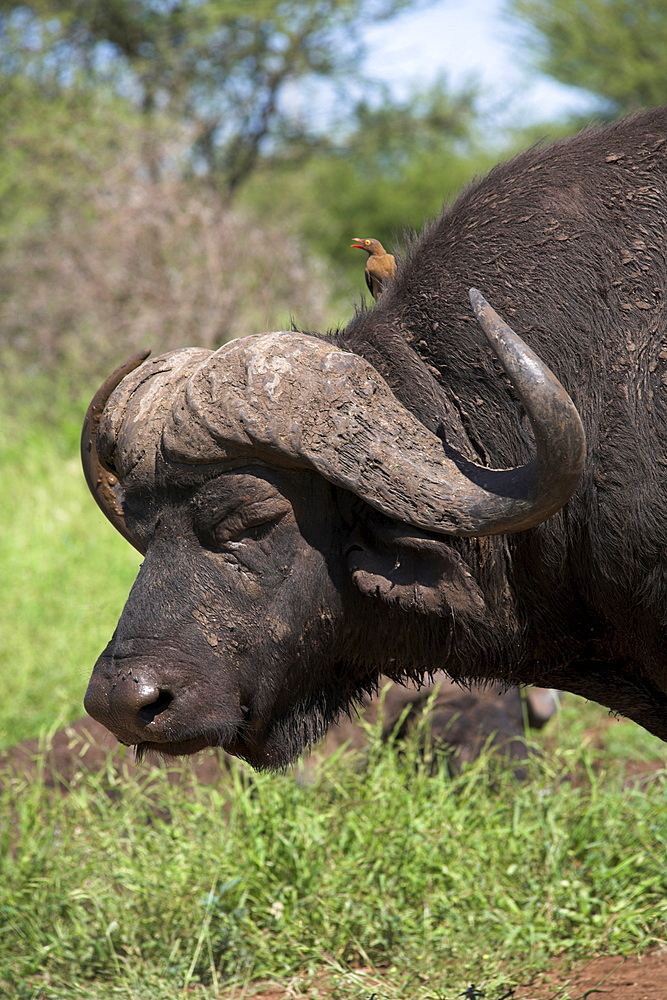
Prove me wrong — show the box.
[0,391,140,746]
[2,733,667,999]
[3,393,667,999]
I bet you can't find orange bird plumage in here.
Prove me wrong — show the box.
[350,237,396,299]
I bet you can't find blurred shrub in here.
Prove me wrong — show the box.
[0,147,331,395]
[242,75,497,293]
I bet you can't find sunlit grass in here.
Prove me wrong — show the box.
[0,392,140,747]
[1,732,667,999]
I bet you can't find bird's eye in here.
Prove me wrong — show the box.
[365,240,371,245]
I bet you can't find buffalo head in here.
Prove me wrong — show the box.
[82,292,584,768]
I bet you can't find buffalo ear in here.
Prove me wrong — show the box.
[346,522,485,616]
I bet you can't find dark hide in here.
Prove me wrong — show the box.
[85,107,667,766]
[336,106,667,735]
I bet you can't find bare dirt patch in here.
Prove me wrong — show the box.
[525,950,667,999]
[200,952,667,999]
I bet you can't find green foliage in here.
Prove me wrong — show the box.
[0,62,494,384]
[0,4,490,386]
[0,386,141,746]
[0,0,506,382]
[0,0,430,193]
[1,728,667,997]
[242,77,496,299]
[0,77,147,241]
[508,0,667,114]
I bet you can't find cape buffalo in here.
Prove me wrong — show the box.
[83,106,667,769]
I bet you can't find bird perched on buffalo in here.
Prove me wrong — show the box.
[350,237,396,299]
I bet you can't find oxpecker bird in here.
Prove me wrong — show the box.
[350,237,396,299]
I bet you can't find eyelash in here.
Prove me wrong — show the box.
[237,522,273,542]
[210,517,278,550]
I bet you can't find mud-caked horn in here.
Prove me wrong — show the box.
[81,350,151,554]
[160,292,585,536]
[85,292,585,542]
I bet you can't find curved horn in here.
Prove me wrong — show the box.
[81,350,150,554]
[464,287,586,533]
[168,292,584,537]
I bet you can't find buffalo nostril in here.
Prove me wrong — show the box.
[138,689,174,725]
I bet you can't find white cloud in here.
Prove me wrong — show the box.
[362,0,600,126]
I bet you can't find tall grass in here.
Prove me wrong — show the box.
[0,387,140,746]
[2,732,667,1000]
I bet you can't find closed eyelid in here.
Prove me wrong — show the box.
[226,499,290,531]
[207,498,292,546]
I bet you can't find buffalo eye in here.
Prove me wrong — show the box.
[211,519,274,547]
[201,498,291,550]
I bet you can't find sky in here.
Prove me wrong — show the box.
[361,0,600,128]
